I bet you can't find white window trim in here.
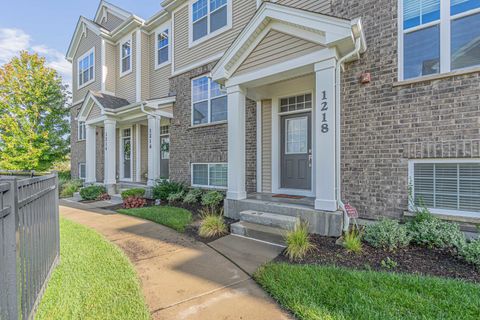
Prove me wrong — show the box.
[77,47,95,90]
[119,34,132,78]
[191,75,227,126]
[408,158,480,217]
[191,163,228,189]
[398,0,480,81]
[78,162,86,180]
[78,121,86,141]
[155,23,171,70]
[188,0,233,48]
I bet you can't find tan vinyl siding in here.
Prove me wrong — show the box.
[149,32,171,99]
[235,30,323,75]
[72,29,101,102]
[276,0,331,14]
[86,104,102,121]
[140,124,148,182]
[116,32,136,103]
[105,42,116,93]
[141,32,151,101]
[261,100,272,193]
[173,0,257,71]
[99,12,126,31]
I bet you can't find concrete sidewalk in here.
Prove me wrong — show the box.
[60,203,291,320]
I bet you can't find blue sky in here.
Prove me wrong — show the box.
[0,0,161,86]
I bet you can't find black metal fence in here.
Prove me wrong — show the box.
[0,173,60,320]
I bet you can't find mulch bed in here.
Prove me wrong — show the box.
[275,235,480,283]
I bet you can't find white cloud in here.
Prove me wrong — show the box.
[0,28,71,87]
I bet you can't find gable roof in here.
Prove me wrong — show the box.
[94,0,132,24]
[212,2,366,83]
[66,16,109,62]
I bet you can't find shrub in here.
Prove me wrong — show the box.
[364,218,411,251]
[79,185,107,201]
[407,212,464,249]
[381,257,398,269]
[167,191,185,203]
[123,196,147,209]
[198,208,228,238]
[343,226,363,253]
[183,188,203,204]
[459,239,480,268]
[201,191,224,208]
[121,188,145,200]
[153,180,187,201]
[60,179,83,198]
[285,221,314,261]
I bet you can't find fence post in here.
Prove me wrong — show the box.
[1,179,19,320]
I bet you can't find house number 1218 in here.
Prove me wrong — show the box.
[321,90,329,133]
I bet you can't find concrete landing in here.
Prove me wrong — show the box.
[209,235,284,276]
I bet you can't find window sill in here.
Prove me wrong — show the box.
[394,66,480,87]
[404,210,480,225]
[119,69,132,78]
[78,79,95,90]
[189,120,227,129]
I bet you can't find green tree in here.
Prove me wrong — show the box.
[0,51,70,171]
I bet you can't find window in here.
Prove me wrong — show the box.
[400,0,480,80]
[120,37,132,76]
[410,161,480,215]
[192,163,228,188]
[191,0,230,43]
[78,163,86,180]
[280,94,312,113]
[156,29,170,67]
[192,76,227,125]
[78,121,86,141]
[77,48,94,88]
[286,117,308,154]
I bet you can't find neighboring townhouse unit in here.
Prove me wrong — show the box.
[67,0,480,236]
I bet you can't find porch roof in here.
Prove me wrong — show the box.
[212,2,366,84]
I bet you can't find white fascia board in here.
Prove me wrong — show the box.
[110,17,145,42]
[144,10,170,32]
[78,92,105,121]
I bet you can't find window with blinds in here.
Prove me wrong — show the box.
[412,162,480,213]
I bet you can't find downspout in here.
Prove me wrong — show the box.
[140,102,156,117]
[336,28,364,233]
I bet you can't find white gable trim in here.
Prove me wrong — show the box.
[94,0,131,23]
[67,17,109,62]
[78,92,105,122]
[212,2,362,82]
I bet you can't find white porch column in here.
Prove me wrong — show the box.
[314,58,338,211]
[104,119,117,194]
[147,115,161,186]
[85,124,97,184]
[227,85,247,200]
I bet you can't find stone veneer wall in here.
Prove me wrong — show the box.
[169,62,257,192]
[332,0,480,219]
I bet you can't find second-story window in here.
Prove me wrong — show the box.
[78,48,94,88]
[400,0,480,80]
[156,29,169,67]
[192,76,227,126]
[191,0,229,43]
[120,37,132,76]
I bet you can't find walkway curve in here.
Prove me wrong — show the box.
[60,202,291,320]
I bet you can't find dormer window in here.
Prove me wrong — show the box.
[156,28,170,68]
[191,0,231,45]
[120,35,132,77]
[78,48,95,89]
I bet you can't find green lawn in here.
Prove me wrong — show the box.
[118,206,192,232]
[36,219,150,320]
[255,263,480,320]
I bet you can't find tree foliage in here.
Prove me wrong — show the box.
[0,51,70,171]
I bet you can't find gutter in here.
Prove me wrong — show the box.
[336,19,366,233]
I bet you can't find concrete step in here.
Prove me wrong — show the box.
[239,210,298,230]
[230,221,287,246]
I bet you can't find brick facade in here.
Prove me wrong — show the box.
[333,0,480,219]
[169,62,256,192]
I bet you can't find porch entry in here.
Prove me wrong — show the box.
[280,112,312,190]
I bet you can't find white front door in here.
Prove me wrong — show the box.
[120,128,132,181]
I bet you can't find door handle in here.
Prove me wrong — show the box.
[308,154,312,168]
